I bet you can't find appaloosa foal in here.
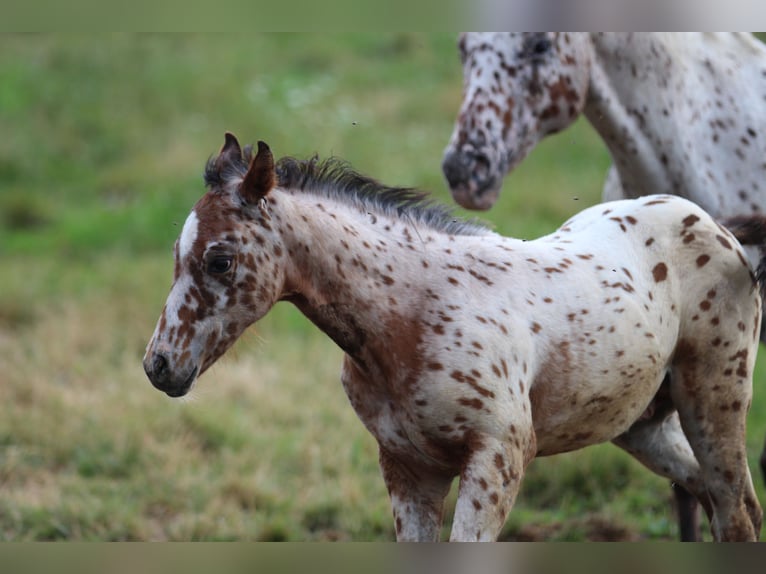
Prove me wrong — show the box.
[145,134,763,541]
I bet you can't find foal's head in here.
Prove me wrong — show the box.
[442,32,592,210]
[143,133,284,397]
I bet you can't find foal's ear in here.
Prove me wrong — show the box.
[240,140,275,203]
[215,132,243,172]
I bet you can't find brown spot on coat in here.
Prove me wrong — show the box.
[682,214,700,227]
[458,397,484,410]
[652,262,668,282]
[716,235,732,249]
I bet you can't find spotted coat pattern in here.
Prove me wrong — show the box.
[443,32,766,217]
[442,32,766,540]
[145,135,762,541]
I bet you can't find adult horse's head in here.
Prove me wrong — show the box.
[143,133,282,397]
[442,32,592,210]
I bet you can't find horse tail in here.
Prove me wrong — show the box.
[719,215,766,302]
[722,215,766,493]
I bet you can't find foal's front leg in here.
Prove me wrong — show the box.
[378,448,454,541]
[450,433,533,541]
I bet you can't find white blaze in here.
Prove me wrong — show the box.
[179,210,199,259]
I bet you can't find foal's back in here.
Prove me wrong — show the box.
[463,195,759,454]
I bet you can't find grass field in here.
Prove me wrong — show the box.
[1,33,765,541]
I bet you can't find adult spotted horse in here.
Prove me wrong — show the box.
[442,32,766,541]
[144,133,765,541]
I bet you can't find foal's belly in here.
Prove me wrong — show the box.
[523,279,678,456]
[530,364,668,456]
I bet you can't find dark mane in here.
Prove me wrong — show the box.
[204,149,489,237]
[276,156,491,236]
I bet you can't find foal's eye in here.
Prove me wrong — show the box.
[207,256,233,274]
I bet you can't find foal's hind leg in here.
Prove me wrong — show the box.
[671,352,762,541]
[612,410,712,536]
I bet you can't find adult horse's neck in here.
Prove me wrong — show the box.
[582,34,675,203]
[582,33,766,216]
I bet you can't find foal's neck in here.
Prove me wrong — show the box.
[276,191,434,355]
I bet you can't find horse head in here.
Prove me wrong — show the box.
[143,133,283,397]
[442,32,592,210]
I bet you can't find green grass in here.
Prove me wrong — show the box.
[0,33,764,541]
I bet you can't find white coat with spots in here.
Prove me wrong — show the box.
[443,33,766,215]
[145,134,763,541]
[442,31,766,540]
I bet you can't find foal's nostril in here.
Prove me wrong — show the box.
[144,352,170,385]
[152,353,168,378]
[144,351,171,388]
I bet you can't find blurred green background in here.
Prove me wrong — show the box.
[0,33,763,540]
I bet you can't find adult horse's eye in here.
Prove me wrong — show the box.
[458,34,468,65]
[533,38,551,54]
[207,256,233,274]
[524,35,552,58]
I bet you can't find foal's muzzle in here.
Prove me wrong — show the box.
[143,350,198,398]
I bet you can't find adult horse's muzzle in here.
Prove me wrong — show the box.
[441,148,502,211]
[143,348,198,398]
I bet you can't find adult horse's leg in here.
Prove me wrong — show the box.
[672,483,702,542]
[600,164,624,203]
[378,448,454,541]
[760,435,766,488]
[612,410,711,540]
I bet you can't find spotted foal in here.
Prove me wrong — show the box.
[145,133,763,541]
